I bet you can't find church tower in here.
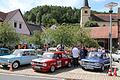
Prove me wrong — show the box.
[80,0,91,27]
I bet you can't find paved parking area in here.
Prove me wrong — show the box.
[0,62,120,80]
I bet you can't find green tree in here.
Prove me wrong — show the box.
[41,28,54,44]
[0,22,20,47]
[30,30,42,45]
[28,12,36,23]
[36,11,42,24]
[84,21,99,27]
[42,14,57,27]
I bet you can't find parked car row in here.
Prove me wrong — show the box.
[0,48,111,72]
[0,49,72,72]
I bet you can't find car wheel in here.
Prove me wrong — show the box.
[101,66,105,71]
[67,62,72,68]
[50,65,55,72]
[12,61,19,69]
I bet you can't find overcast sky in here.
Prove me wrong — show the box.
[0,0,119,14]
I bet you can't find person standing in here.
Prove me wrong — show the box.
[82,47,88,59]
[72,45,80,67]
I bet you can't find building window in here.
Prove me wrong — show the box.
[14,22,17,28]
[19,23,22,29]
[85,11,88,14]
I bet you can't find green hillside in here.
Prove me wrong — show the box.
[24,5,106,27]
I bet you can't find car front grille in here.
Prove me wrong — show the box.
[33,62,43,66]
[84,61,95,65]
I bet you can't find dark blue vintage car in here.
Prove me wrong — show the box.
[0,48,11,56]
[81,52,110,71]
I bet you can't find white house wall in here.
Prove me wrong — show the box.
[8,11,30,35]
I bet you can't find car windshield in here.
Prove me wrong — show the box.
[0,50,9,53]
[87,52,101,58]
[12,50,21,56]
[42,52,54,59]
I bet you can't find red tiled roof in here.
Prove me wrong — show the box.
[91,13,120,22]
[89,26,118,39]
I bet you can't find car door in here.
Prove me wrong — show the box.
[21,51,31,65]
[55,54,62,68]
[29,51,38,61]
[61,53,69,67]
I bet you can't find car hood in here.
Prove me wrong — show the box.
[81,58,102,63]
[0,55,16,59]
[32,58,53,63]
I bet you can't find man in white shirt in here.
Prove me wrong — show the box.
[72,45,80,67]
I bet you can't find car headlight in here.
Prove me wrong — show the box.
[31,61,35,65]
[81,61,85,64]
[42,63,47,66]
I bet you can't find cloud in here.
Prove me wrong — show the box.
[0,0,118,13]
[0,0,83,13]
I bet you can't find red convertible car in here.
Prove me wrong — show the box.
[31,51,72,72]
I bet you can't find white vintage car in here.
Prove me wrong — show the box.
[0,49,38,69]
[112,50,120,62]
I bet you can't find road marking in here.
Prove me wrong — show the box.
[0,73,65,80]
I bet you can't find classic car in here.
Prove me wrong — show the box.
[81,52,110,71]
[0,49,38,69]
[0,48,11,56]
[31,51,72,72]
[112,50,120,62]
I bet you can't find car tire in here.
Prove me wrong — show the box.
[50,65,55,72]
[81,67,86,70]
[12,61,20,69]
[67,62,72,68]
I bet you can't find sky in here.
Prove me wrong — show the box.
[0,0,119,14]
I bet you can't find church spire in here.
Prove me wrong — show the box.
[84,0,90,8]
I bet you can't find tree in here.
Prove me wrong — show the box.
[41,14,57,27]
[84,21,99,27]
[36,11,42,24]
[35,24,99,48]
[30,30,42,46]
[0,22,20,47]
[44,25,99,48]
[28,12,36,23]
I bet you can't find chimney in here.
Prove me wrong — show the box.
[118,7,120,13]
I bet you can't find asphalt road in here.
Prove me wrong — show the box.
[0,73,61,80]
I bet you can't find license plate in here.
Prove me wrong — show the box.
[86,65,93,69]
[34,66,40,69]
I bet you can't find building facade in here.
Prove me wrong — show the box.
[0,9,30,35]
[81,0,120,49]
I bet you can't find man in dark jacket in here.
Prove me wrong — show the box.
[81,47,88,59]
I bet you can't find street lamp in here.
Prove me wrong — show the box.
[105,2,118,70]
